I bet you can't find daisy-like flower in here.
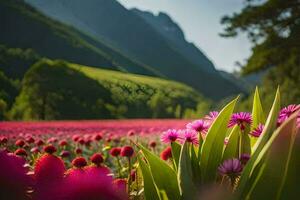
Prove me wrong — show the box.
[218,158,243,177]
[250,124,264,137]
[160,129,179,144]
[179,129,199,145]
[228,112,252,130]
[186,119,209,133]
[204,111,219,122]
[277,104,300,127]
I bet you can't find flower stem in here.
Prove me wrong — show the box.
[116,157,122,177]
[127,157,132,195]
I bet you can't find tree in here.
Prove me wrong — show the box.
[221,0,300,105]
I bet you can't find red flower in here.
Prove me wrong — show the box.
[75,148,83,155]
[60,150,71,158]
[90,153,104,166]
[110,147,121,157]
[120,146,134,157]
[34,154,65,185]
[43,145,57,154]
[127,130,135,136]
[59,140,68,146]
[72,157,87,168]
[130,170,136,181]
[149,141,157,148]
[25,136,35,144]
[36,139,44,146]
[15,148,27,157]
[33,154,66,200]
[160,147,172,161]
[93,134,103,141]
[78,138,85,145]
[0,136,8,144]
[15,139,25,147]
[31,147,40,154]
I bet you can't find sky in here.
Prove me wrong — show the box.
[117,0,252,72]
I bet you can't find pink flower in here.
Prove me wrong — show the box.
[34,154,66,199]
[179,129,199,145]
[204,111,219,122]
[0,151,32,200]
[218,158,243,177]
[160,129,179,143]
[250,124,264,137]
[34,154,66,185]
[47,169,127,200]
[186,119,209,133]
[228,112,252,130]
[277,104,300,127]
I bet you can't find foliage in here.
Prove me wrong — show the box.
[221,0,300,106]
[9,59,208,120]
[0,0,156,77]
[25,0,245,100]
[138,88,300,199]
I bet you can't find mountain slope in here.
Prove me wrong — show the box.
[132,9,217,74]
[0,0,158,76]
[26,0,245,100]
[10,59,206,120]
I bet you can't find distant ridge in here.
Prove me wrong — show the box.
[26,0,246,100]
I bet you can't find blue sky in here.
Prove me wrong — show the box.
[117,0,252,72]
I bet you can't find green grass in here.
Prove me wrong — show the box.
[9,59,208,120]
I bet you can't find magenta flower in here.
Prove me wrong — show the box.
[240,154,250,165]
[62,170,127,200]
[218,158,243,177]
[186,119,209,133]
[204,111,219,122]
[160,129,179,143]
[0,151,32,200]
[250,124,264,137]
[179,129,199,145]
[228,112,252,130]
[277,104,300,127]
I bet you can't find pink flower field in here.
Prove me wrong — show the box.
[0,119,189,136]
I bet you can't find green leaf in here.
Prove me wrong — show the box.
[239,112,299,199]
[240,125,252,156]
[138,144,181,200]
[251,87,266,130]
[250,87,266,147]
[280,128,300,199]
[191,145,201,184]
[200,97,238,183]
[222,125,239,161]
[178,142,197,200]
[171,142,181,171]
[252,87,280,153]
[138,155,161,200]
[235,88,281,197]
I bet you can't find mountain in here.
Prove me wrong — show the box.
[10,59,206,120]
[0,0,158,77]
[131,9,216,74]
[25,0,245,100]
